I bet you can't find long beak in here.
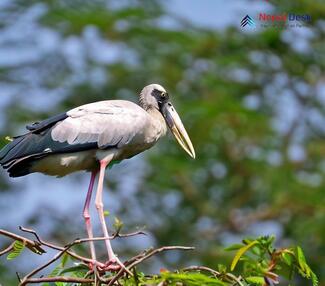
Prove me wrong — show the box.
[161,102,196,159]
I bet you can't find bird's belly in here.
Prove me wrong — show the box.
[114,143,154,161]
[31,150,97,177]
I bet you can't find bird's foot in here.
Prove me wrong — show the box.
[87,260,106,271]
[99,256,132,274]
[101,259,122,271]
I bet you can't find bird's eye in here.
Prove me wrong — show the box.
[161,92,166,97]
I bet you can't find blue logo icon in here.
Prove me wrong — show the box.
[241,15,255,27]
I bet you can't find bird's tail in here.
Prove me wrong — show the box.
[0,133,48,177]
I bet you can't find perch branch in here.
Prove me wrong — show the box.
[1,227,196,286]
[107,246,195,285]
[19,277,94,284]
[18,226,144,267]
[19,242,75,286]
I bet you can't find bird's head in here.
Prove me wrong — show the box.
[140,84,195,159]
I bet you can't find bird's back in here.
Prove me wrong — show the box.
[0,100,165,177]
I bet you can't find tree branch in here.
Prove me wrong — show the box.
[1,227,195,286]
[107,246,195,285]
[19,242,75,286]
[0,229,45,255]
[19,276,94,284]
[0,241,15,257]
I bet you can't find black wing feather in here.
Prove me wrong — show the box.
[26,112,68,133]
[0,112,97,177]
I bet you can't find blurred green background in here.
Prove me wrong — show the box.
[0,0,324,285]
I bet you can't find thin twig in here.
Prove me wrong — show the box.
[0,241,15,256]
[19,226,42,244]
[2,227,195,286]
[111,230,147,239]
[18,276,94,284]
[16,272,22,283]
[183,265,221,277]
[107,246,195,286]
[19,226,103,267]
[20,226,146,242]
[19,225,145,267]
[19,242,75,286]
[73,231,146,244]
[0,229,45,254]
[227,273,245,286]
[182,266,244,286]
[129,246,195,269]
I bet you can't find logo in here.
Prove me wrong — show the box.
[241,15,255,27]
[240,13,311,29]
[259,13,287,22]
[259,13,311,23]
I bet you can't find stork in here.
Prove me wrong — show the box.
[0,84,195,270]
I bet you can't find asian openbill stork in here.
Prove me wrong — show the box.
[0,84,195,270]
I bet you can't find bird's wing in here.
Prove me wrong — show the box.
[25,112,68,133]
[51,100,150,148]
[0,100,150,177]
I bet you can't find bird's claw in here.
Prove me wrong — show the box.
[87,257,127,273]
[95,258,123,272]
[104,259,122,271]
[88,260,106,271]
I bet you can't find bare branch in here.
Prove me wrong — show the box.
[183,266,245,286]
[19,276,94,284]
[107,246,195,286]
[19,242,75,286]
[0,229,45,254]
[0,241,15,257]
[73,231,146,244]
[19,226,42,244]
[19,226,108,267]
[112,230,147,239]
[1,227,195,286]
[128,246,195,269]
[182,265,221,276]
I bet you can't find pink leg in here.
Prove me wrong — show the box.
[95,159,121,269]
[83,171,98,265]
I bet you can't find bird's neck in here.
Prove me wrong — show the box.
[146,107,167,140]
[147,107,165,125]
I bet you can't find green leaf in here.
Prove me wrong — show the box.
[113,216,124,232]
[217,264,227,273]
[61,253,69,268]
[311,272,319,286]
[49,264,62,277]
[160,272,226,286]
[230,240,258,271]
[245,276,265,285]
[103,210,110,217]
[295,246,318,286]
[296,246,312,277]
[281,252,293,266]
[250,245,262,256]
[296,246,308,273]
[7,240,25,260]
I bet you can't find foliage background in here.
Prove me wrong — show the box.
[0,0,324,285]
